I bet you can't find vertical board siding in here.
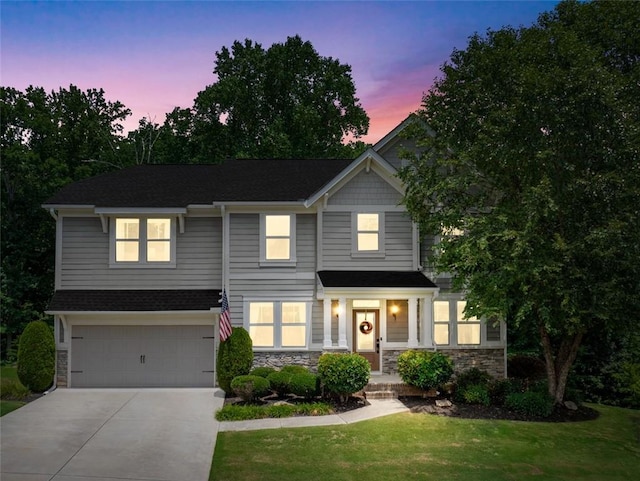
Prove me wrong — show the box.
[322,211,414,270]
[328,169,402,205]
[61,216,221,289]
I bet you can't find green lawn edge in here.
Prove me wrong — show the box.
[210,403,640,481]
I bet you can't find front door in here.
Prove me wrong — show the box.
[353,310,380,371]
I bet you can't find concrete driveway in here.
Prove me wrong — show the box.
[0,388,224,481]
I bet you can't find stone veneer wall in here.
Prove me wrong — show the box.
[252,351,323,373]
[383,348,506,378]
[56,349,68,387]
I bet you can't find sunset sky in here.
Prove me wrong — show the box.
[2,0,559,144]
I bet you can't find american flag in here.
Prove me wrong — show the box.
[219,289,233,342]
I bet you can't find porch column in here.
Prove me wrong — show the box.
[323,298,332,348]
[338,297,348,348]
[408,297,419,348]
[423,295,433,347]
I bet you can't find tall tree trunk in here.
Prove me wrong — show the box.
[540,323,584,404]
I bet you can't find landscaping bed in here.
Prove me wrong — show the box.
[399,395,600,422]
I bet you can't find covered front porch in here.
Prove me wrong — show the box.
[317,270,439,373]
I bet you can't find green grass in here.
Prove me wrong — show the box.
[1,365,20,381]
[210,404,640,481]
[0,400,25,416]
[1,365,29,416]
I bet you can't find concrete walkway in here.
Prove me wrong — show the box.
[0,388,225,481]
[219,398,409,432]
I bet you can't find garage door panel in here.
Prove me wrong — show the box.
[71,325,215,388]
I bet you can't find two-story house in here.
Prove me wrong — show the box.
[43,118,506,388]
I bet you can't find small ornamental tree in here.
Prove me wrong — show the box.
[17,320,55,393]
[217,327,253,393]
[317,353,370,403]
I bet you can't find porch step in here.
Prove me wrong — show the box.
[364,390,397,400]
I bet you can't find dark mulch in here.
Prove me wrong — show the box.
[399,396,600,423]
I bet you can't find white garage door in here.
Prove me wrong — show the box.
[71,325,215,387]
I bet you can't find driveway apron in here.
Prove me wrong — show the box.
[0,388,224,481]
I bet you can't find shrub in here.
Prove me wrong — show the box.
[489,378,520,406]
[462,384,491,406]
[17,321,55,393]
[317,353,370,403]
[397,350,454,391]
[505,391,554,418]
[454,367,492,403]
[508,355,547,381]
[0,378,31,400]
[289,372,318,398]
[267,370,293,396]
[215,401,332,421]
[230,375,271,402]
[281,365,309,375]
[217,327,253,393]
[249,366,277,379]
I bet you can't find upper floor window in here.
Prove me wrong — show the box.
[260,214,296,265]
[111,217,175,267]
[353,212,385,256]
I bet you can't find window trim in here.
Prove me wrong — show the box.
[245,299,311,350]
[456,300,481,346]
[433,300,451,346]
[259,214,297,266]
[351,211,385,258]
[109,216,177,268]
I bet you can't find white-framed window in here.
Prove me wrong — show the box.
[260,214,296,265]
[247,300,309,349]
[433,300,450,345]
[457,300,480,345]
[352,212,385,256]
[110,217,176,267]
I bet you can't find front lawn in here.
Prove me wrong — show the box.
[210,404,640,481]
[1,365,30,417]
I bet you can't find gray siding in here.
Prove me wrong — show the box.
[328,169,402,206]
[60,216,221,289]
[227,213,316,325]
[376,136,424,171]
[322,211,414,270]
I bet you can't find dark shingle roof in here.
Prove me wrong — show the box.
[48,290,221,312]
[317,271,437,288]
[44,159,352,207]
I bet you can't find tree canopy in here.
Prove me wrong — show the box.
[191,35,369,160]
[398,0,640,403]
[1,85,131,355]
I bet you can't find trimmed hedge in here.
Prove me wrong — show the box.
[250,366,277,379]
[217,327,253,393]
[397,350,453,391]
[317,353,370,402]
[289,372,319,398]
[17,321,55,393]
[454,367,492,403]
[267,370,293,396]
[231,375,271,402]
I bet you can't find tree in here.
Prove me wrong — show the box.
[398,0,640,404]
[192,35,369,160]
[1,85,131,358]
